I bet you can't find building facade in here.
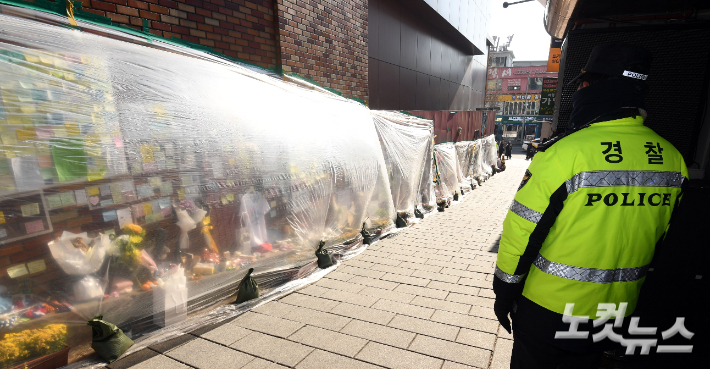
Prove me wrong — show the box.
[77,0,493,138]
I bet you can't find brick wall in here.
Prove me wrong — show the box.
[78,0,279,69]
[276,0,368,101]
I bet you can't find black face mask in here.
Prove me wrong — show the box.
[568,78,647,130]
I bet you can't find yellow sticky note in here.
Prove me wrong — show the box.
[6,115,25,125]
[1,132,17,145]
[87,187,100,196]
[0,211,5,224]
[149,177,162,188]
[142,203,153,215]
[141,145,154,163]
[177,189,186,200]
[16,128,36,141]
[7,264,29,279]
[226,194,234,202]
[27,259,46,274]
[221,197,229,205]
[53,127,67,137]
[21,203,40,217]
[65,122,81,136]
[229,158,236,166]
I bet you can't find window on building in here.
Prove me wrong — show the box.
[508,86,521,91]
[528,77,543,90]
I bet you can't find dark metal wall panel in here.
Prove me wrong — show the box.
[555,25,710,162]
[369,0,380,60]
[378,0,401,65]
[400,67,417,109]
[415,72,431,108]
[400,12,418,71]
[379,61,400,108]
[430,76,442,110]
[369,57,380,109]
[416,27,432,75]
[430,37,443,80]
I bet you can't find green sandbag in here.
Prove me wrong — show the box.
[315,240,335,269]
[235,268,259,304]
[395,213,407,228]
[87,315,134,363]
[361,223,373,245]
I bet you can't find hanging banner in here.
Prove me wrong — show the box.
[540,78,558,115]
[547,38,563,72]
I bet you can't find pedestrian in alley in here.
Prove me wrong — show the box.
[505,141,512,160]
[524,142,534,160]
[492,43,688,369]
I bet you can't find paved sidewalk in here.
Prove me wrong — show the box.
[111,153,530,369]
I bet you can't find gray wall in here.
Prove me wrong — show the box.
[369,0,490,110]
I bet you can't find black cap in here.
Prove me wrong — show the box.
[567,43,652,86]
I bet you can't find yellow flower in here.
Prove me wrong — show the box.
[125,224,144,235]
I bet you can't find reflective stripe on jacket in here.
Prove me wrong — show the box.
[494,116,688,318]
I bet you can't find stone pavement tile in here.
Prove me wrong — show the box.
[231,331,314,367]
[371,298,435,320]
[125,354,190,369]
[409,335,491,368]
[166,338,255,369]
[362,250,391,258]
[298,285,330,297]
[466,263,495,274]
[440,268,488,280]
[490,338,514,369]
[359,286,415,304]
[387,314,460,341]
[242,358,288,369]
[396,261,442,273]
[358,255,402,266]
[478,288,495,299]
[288,325,368,357]
[388,253,429,264]
[383,246,420,256]
[410,269,459,283]
[380,273,430,287]
[296,349,382,369]
[282,306,353,331]
[232,311,304,338]
[426,258,470,271]
[347,260,376,269]
[355,342,443,369]
[253,300,298,318]
[339,265,387,279]
[331,302,396,325]
[497,325,514,340]
[458,277,492,288]
[318,287,380,307]
[430,310,499,334]
[442,360,483,369]
[413,251,452,261]
[280,293,341,312]
[340,319,416,349]
[427,280,481,296]
[469,306,497,320]
[324,270,357,281]
[393,283,449,299]
[456,328,497,350]
[348,275,400,290]
[447,293,495,308]
[316,278,366,294]
[410,296,471,315]
[200,323,253,346]
[370,263,416,276]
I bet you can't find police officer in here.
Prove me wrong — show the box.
[493,43,688,368]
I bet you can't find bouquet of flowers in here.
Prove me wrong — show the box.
[0,324,66,368]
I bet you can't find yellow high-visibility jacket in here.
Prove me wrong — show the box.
[494,116,688,318]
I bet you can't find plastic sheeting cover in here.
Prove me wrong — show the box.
[433,143,461,200]
[371,111,434,216]
[0,7,396,368]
